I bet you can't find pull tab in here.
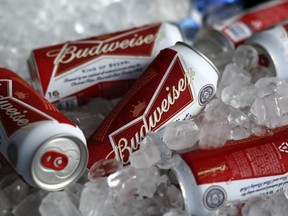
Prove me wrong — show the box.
[41,150,69,171]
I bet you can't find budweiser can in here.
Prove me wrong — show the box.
[27,22,183,108]
[0,68,88,191]
[170,126,288,215]
[193,0,288,58]
[246,20,288,80]
[87,42,219,167]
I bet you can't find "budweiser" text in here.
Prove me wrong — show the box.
[107,64,195,164]
[49,33,158,65]
[0,96,29,127]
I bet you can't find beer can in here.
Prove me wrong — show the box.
[87,42,219,167]
[27,22,183,109]
[170,126,288,215]
[246,20,288,80]
[0,68,88,191]
[193,0,288,58]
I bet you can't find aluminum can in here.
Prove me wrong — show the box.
[0,68,88,191]
[87,42,219,167]
[246,20,288,80]
[170,126,288,215]
[193,0,288,58]
[27,22,183,109]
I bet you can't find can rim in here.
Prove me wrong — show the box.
[176,41,220,76]
[31,134,88,191]
[169,155,200,215]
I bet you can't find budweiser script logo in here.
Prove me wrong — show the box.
[106,56,196,164]
[46,24,160,74]
[0,81,29,127]
[197,164,227,176]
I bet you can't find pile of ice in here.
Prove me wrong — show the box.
[0,0,191,81]
[2,43,288,216]
[163,44,288,151]
[2,0,288,215]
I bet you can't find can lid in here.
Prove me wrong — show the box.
[193,28,234,57]
[176,41,220,76]
[168,155,203,215]
[31,136,88,191]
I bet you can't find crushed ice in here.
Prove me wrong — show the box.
[2,0,288,216]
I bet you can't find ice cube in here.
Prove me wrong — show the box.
[203,98,231,121]
[241,195,271,216]
[103,2,130,32]
[221,82,257,109]
[216,200,243,216]
[0,191,11,216]
[275,82,288,123]
[12,190,48,216]
[233,45,258,70]
[129,144,161,169]
[88,159,123,180]
[128,0,158,26]
[269,192,288,216]
[217,63,251,97]
[143,133,172,160]
[255,77,285,98]
[227,106,251,140]
[251,124,270,137]
[39,191,81,216]
[0,173,18,189]
[165,185,184,208]
[107,166,160,200]
[275,81,288,97]
[3,178,30,207]
[79,179,114,216]
[157,0,191,21]
[157,154,182,170]
[199,119,230,149]
[250,95,282,129]
[65,183,85,198]
[162,120,200,151]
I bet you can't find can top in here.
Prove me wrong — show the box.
[31,135,88,191]
[193,28,234,58]
[176,41,220,77]
[168,156,201,215]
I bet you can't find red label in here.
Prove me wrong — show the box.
[32,23,161,95]
[41,150,69,171]
[0,68,75,136]
[87,48,195,167]
[181,125,288,185]
[222,1,288,45]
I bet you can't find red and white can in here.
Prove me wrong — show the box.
[246,20,288,80]
[87,42,219,167]
[28,22,183,108]
[171,126,288,215]
[0,68,88,191]
[193,0,288,58]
